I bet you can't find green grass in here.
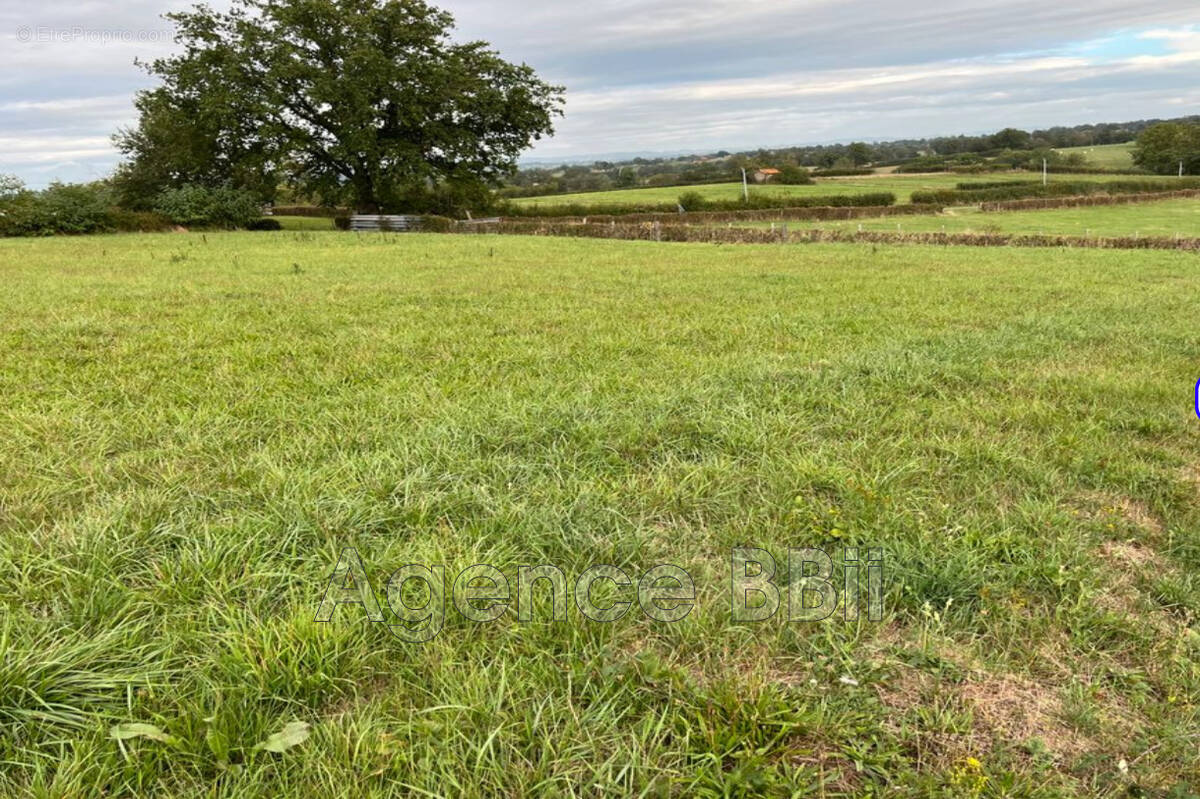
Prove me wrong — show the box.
[1055,143,1136,170]
[2,231,1199,797]
[739,197,1200,238]
[269,216,338,231]
[512,173,1147,208]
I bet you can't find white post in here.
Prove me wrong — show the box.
[741,169,749,202]
[1043,158,1048,186]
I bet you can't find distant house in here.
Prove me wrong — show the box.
[753,168,781,184]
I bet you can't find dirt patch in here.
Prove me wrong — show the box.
[1097,539,1164,570]
[960,674,1089,761]
[1114,499,1163,534]
[1080,493,1165,535]
[877,665,941,713]
[789,745,863,792]
[1092,539,1183,637]
[1181,464,1200,492]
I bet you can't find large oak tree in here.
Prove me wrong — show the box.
[115,0,563,212]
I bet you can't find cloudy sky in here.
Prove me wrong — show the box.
[2,1,1198,185]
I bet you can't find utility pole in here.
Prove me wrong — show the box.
[741,168,749,202]
[1042,158,1048,186]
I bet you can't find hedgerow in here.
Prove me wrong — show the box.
[463,219,1200,251]
[499,193,897,218]
[911,178,1200,205]
[979,188,1200,212]
[0,180,174,236]
[812,168,875,177]
[955,180,1042,191]
[504,203,941,226]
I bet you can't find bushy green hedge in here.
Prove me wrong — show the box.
[500,192,896,218]
[776,165,813,185]
[0,180,174,236]
[1042,165,1151,175]
[912,178,1200,204]
[153,185,263,228]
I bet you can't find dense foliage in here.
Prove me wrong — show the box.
[1133,122,1200,175]
[0,178,172,236]
[153,185,264,228]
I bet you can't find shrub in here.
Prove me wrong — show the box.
[35,182,113,234]
[776,165,813,185]
[106,209,174,233]
[153,185,263,228]
[333,216,352,231]
[247,218,283,231]
[418,215,455,232]
[0,190,42,236]
[678,191,707,211]
[0,181,117,236]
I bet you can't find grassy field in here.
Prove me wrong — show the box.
[270,216,338,231]
[1056,143,1136,170]
[737,197,1200,238]
[2,232,1199,797]
[511,172,1148,208]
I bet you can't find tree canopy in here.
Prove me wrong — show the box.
[1132,122,1200,176]
[115,0,564,213]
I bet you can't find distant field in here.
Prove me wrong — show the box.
[739,197,1200,238]
[1056,142,1136,169]
[513,172,1146,207]
[270,215,337,231]
[2,232,1199,796]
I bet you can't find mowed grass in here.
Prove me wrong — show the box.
[1056,143,1137,170]
[511,172,1146,207]
[739,197,1200,238]
[2,232,1200,797]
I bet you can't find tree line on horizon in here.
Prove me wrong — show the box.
[503,117,1200,198]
